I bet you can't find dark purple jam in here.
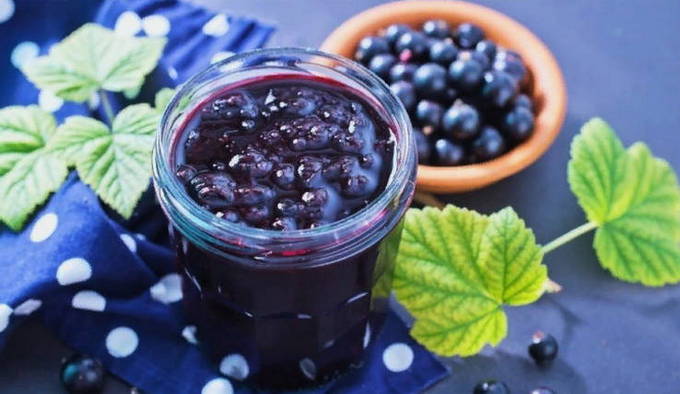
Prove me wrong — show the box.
[169,75,400,389]
[175,75,394,230]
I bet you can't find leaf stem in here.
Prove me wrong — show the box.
[541,221,598,254]
[99,91,115,125]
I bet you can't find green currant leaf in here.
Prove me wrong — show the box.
[0,106,68,230]
[22,23,166,102]
[48,116,109,164]
[393,206,546,357]
[50,104,159,219]
[154,87,175,113]
[568,118,680,286]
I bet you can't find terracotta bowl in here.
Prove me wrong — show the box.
[320,0,567,193]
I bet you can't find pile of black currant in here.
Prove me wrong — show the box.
[354,19,536,166]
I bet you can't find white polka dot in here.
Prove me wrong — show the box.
[120,233,137,253]
[56,257,92,285]
[106,327,138,358]
[211,51,235,64]
[0,0,14,24]
[220,354,249,381]
[142,14,170,37]
[201,378,233,394]
[114,11,142,36]
[10,41,39,69]
[202,14,229,36]
[299,358,317,380]
[182,325,198,344]
[150,273,183,304]
[167,66,178,80]
[363,322,371,349]
[72,290,106,312]
[13,299,41,316]
[38,90,63,112]
[88,91,100,110]
[135,233,146,241]
[382,343,414,372]
[30,212,58,242]
[0,304,13,332]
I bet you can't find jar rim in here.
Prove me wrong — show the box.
[152,47,415,260]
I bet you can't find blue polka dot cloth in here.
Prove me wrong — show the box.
[0,0,449,393]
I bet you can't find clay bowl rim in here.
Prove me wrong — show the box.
[320,0,567,193]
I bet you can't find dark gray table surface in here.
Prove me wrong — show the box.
[2,1,680,393]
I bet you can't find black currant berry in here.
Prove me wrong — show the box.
[455,23,485,49]
[422,19,451,38]
[390,81,417,112]
[493,53,527,84]
[413,63,448,99]
[434,139,465,166]
[413,128,432,164]
[473,380,511,394]
[429,40,458,66]
[528,331,559,366]
[472,126,506,161]
[384,23,412,47]
[395,31,429,59]
[354,36,390,64]
[389,63,418,83]
[481,71,518,107]
[448,56,484,92]
[475,39,497,61]
[513,93,533,112]
[442,101,480,141]
[500,105,534,142]
[368,54,397,80]
[61,354,106,394]
[415,100,444,131]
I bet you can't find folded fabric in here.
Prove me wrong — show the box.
[0,0,449,393]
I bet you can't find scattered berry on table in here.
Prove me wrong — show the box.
[530,388,556,394]
[472,379,511,394]
[353,19,536,166]
[528,331,559,366]
[60,354,106,394]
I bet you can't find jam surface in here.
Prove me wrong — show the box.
[175,75,395,230]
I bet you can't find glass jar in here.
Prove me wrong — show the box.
[152,48,416,389]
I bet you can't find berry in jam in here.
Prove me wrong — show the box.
[174,75,394,230]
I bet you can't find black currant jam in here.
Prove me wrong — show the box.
[163,71,412,390]
[175,75,394,230]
